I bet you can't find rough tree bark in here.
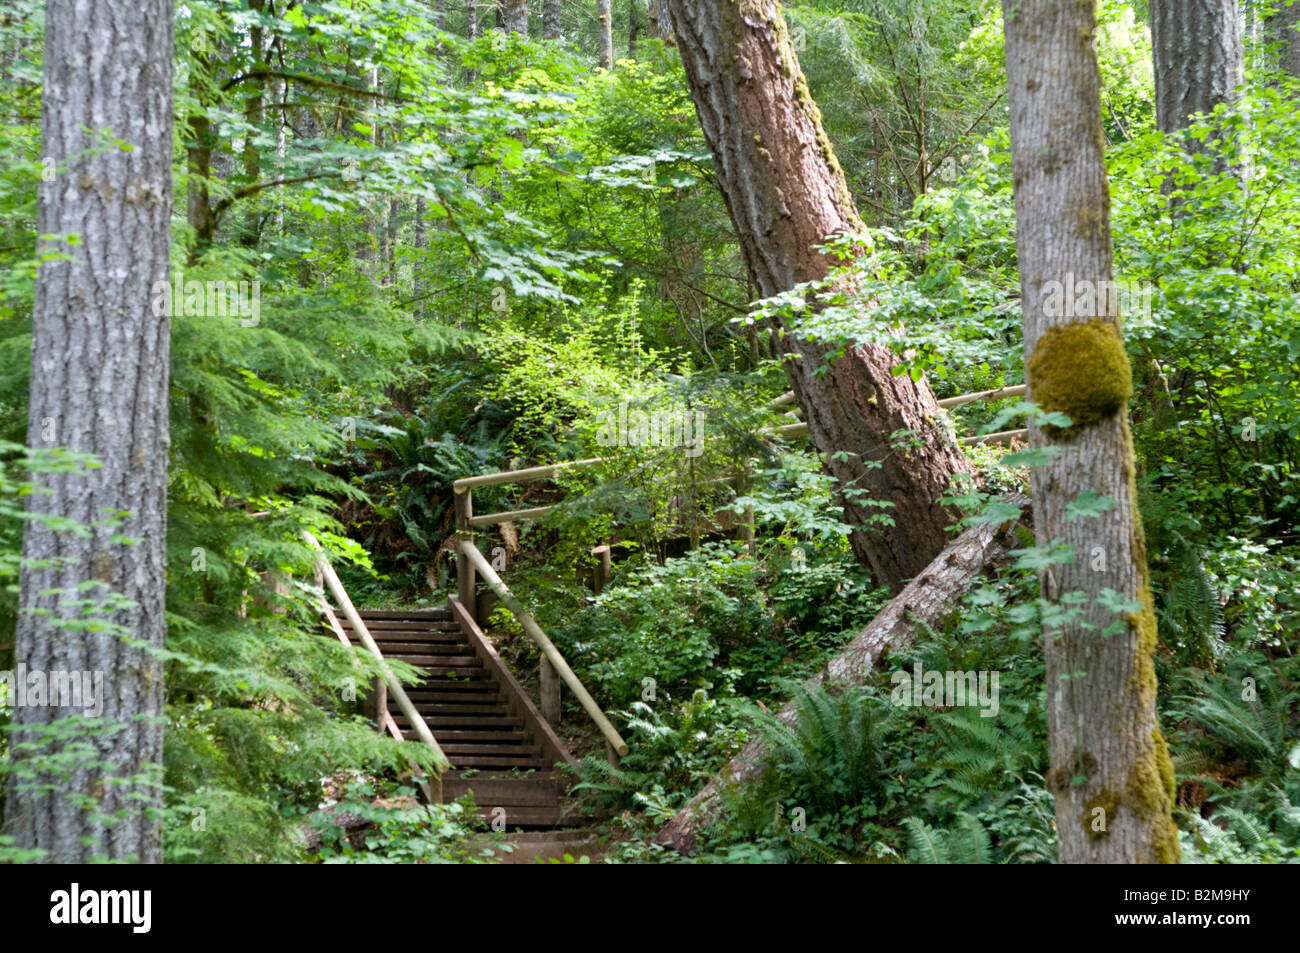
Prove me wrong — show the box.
[657,496,1028,851]
[1151,0,1243,134]
[1002,0,1178,864]
[4,0,173,863]
[543,0,562,40]
[664,0,975,594]
[598,0,614,68]
[651,0,676,45]
[504,0,529,36]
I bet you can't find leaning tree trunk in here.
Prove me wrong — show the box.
[598,0,614,68]
[1151,0,1243,134]
[657,496,1027,851]
[664,0,974,593]
[504,0,528,36]
[543,0,562,39]
[4,0,172,863]
[1002,0,1178,864]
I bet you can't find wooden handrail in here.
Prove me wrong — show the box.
[458,539,629,756]
[453,458,602,493]
[936,383,1028,409]
[466,505,556,528]
[302,531,451,792]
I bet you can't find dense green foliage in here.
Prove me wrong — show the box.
[1,0,1297,863]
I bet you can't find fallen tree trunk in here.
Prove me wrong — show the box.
[655,493,1029,853]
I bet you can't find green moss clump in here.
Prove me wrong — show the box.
[1027,319,1133,434]
[1082,790,1118,840]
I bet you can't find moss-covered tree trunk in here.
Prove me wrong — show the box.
[1002,0,1178,865]
[5,0,173,863]
[664,0,974,593]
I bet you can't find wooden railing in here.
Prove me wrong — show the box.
[302,530,450,801]
[448,383,1028,761]
[457,540,628,757]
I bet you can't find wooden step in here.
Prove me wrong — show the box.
[443,775,563,804]
[346,631,465,645]
[423,730,531,743]
[406,691,500,704]
[472,805,583,828]
[396,662,487,677]
[341,625,463,638]
[440,742,540,756]
[408,686,497,696]
[351,609,451,621]
[417,670,488,682]
[441,754,554,768]
[422,716,524,729]
[409,703,511,715]
[371,642,468,655]
[341,620,444,631]
[416,655,479,667]
[394,718,526,735]
[408,680,495,692]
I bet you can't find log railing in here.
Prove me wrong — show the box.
[303,530,450,801]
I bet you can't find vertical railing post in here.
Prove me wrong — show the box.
[454,486,476,625]
[590,544,612,594]
[540,656,560,725]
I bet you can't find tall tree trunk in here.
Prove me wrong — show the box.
[468,1,480,40]
[244,0,265,181]
[665,0,974,593]
[504,0,528,35]
[598,0,614,68]
[628,0,642,56]
[1151,0,1243,134]
[651,0,675,45]
[5,0,172,863]
[435,0,447,31]
[1272,0,1300,77]
[414,195,427,321]
[1002,0,1178,865]
[543,0,562,39]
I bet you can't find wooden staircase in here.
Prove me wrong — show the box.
[335,600,584,829]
